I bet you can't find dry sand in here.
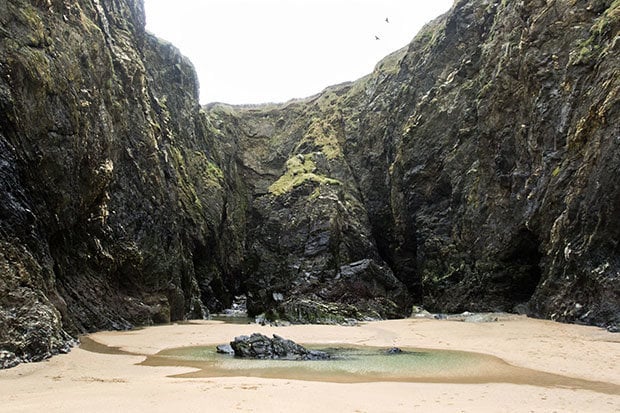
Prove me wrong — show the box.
[1,316,619,412]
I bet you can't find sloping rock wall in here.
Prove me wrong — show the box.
[0,0,235,364]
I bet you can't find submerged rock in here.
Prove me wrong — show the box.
[230,333,330,360]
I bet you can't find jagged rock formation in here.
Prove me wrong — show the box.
[0,0,618,366]
[208,0,619,327]
[206,94,412,322]
[0,0,240,365]
[229,333,330,360]
[387,0,619,325]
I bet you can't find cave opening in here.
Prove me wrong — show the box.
[192,237,233,314]
[501,228,543,304]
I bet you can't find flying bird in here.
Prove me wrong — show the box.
[375,35,380,40]
[385,17,389,23]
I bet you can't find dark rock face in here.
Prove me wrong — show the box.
[0,0,239,365]
[387,0,620,327]
[230,333,330,360]
[208,0,619,329]
[0,0,618,367]
[205,99,412,322]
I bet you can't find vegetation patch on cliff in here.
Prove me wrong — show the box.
[268,153,341,196]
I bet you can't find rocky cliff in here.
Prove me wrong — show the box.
[207,0,619,328]
[0,0,242,367]
[1,0,618,367]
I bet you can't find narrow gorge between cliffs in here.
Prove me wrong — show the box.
[1,0,619,368]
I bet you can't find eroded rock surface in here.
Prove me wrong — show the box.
[1,0,618,367]
[230,333,330,360]
[208,0,619,329]
[0,0,238,365]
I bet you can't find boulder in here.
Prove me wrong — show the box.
[463,314,500,323]
[410,306,434,319]
[230,333,330,360]
[216,344,235,355]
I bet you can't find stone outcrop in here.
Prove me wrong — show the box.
[387,0,620,327]
[229,333,330,360]
[0,0,239,366]
[0,0,618,367]
[206,100,411,322]
[208,0,619,328]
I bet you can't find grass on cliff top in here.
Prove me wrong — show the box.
[268,153,340,196]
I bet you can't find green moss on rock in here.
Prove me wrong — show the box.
[268,153,340,196]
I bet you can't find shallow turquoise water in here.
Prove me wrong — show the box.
[144,344,496,383]
[80,336,620,393]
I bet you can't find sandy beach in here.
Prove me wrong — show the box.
[1,316,618,412]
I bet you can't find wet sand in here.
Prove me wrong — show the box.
[1,317,619,412]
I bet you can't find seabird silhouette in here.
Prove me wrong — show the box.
[385,17,389,23]
[375,35,380,40]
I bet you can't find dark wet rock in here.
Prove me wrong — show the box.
[211,0,620,329]
[0,0,245,367]
[216,344,235,355]
[220,295,248,318]
[254,313,292,327]
[230,333,330,360]
[0,351,19,369]
[275,299,364,325]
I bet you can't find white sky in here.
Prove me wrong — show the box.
[143,0,453,105]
